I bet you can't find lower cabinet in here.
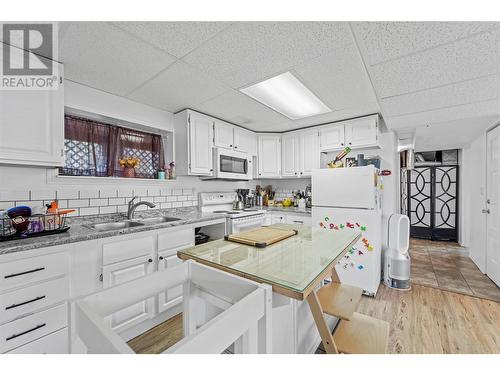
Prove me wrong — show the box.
[269,212,312,226]
[6,327,69,354]
[102,255,155,333]
[158,254,183,313]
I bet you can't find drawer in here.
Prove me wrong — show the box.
[102,235,155,265]
[0,252,69,292]
[286,214,312,226]
[158,227,194,253]
[0,302,67,353]
[0,276,69,324]
[6,327,68,354]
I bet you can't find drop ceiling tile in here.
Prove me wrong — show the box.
[289,103,381,128]
[60,22,176,96]
[293,44,377,111]
[126,60,230,113]
[112,22,231,58]
[194,90,290,129]
[183,22,352,88]
[385,98,500,130]
[414,115,499,151]
[382,74,500,116]
[352,21,500,65]
[370,28,500,98]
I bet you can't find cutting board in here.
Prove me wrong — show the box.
[224,227,298,248]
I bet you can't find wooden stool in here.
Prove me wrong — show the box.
[308,282,389,354]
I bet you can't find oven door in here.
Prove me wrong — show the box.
[215,148,251,180]
[229,214,266,235]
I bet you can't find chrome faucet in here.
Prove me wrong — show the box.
[127,196,156,219]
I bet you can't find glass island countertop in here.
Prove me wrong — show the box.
[178,224,361,300]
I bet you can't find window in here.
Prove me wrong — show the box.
[59,115,165,179]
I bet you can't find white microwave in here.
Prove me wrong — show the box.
[202,148,252,180]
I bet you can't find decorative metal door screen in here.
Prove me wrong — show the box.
[401,166,458,241]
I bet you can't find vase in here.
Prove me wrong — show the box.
[124,167,135,178]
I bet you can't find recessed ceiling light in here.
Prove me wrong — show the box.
[240,72,331,120]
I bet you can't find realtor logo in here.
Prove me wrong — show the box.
[1,22,59,90]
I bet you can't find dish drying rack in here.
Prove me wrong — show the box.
[0,212,70,241]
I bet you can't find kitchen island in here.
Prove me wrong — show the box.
[178,224,360,353]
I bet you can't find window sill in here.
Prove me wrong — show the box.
[46,169,177,186]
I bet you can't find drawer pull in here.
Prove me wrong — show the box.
[6,323,46,341]
[5,295,46,310]
[4,267,45,279]
[292,220,304,224]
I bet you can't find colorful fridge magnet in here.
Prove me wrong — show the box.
[368,245,374,251]
[356,222,360,227]
[324,216,330,222]
[339,224,344,229]
[360,226,367,231]
[319,222,324,227]
[329,223,335,229]
[357,265,364,270]
[358,250,364,255]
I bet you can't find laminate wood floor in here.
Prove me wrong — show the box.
[128,284,500,354]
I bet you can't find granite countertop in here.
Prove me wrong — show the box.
[0,207,226,256]
[264,206,311,215]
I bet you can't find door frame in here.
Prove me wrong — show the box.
[486,123,500,285]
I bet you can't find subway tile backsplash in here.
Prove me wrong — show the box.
[0,187,198,217]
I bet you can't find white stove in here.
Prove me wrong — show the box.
[199,192,266,234]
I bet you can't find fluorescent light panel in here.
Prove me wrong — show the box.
[240,72,331,120]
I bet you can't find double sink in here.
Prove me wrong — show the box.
[89,216,181,232]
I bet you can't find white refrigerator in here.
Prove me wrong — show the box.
[312,165,382,296]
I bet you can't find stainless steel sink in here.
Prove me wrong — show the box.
[137,217,182,225]
[90,221,144,232]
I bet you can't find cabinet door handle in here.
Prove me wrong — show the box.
[159,256,164,260]
[4,267,45,279]
[482,209,490,214]
[341,143,344,146]
[147,258,153,263]
[234,146,238,149]
[348,142,352,145]
[6,323,46,341]
[229,145,232,147]
[293,220,304,224]
[6,295,46,310]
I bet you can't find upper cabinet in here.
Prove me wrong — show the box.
[300,128,320,177]
[281,133,300,177]
[257,134,281,178]
[281,129,320,178]
[0,64,65,167]
[233,127,257,155]
[214,120,257,155]
[213,119,234,150]
[320,115,379,151]
[174,110,214,176]
[344,116,378,148]
[320,123,345,150]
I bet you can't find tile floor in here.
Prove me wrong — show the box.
[410,238,500,302]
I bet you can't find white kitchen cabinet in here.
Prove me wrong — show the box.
[281,133,300,177]
[344,116,378,148]
[271,213,286,224]
[319,115,379,151]
[174,110,214,176]
[0,63,64,167]
[285,214,312,226]
[102,255,155,333]
[214,119,234,150]
[158,254,183,312]
[157,227,193,313]
[234,126,257,155]
[319,123,345,151]
[299,129,320,177]
[258,134,281,178]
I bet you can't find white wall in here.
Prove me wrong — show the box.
[461,132,487,272]
[0,81,256,215]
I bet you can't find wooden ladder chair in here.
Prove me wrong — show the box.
[308,281,389,354]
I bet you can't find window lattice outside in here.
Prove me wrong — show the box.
[62,139,106,176]
[121,147,159,179]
